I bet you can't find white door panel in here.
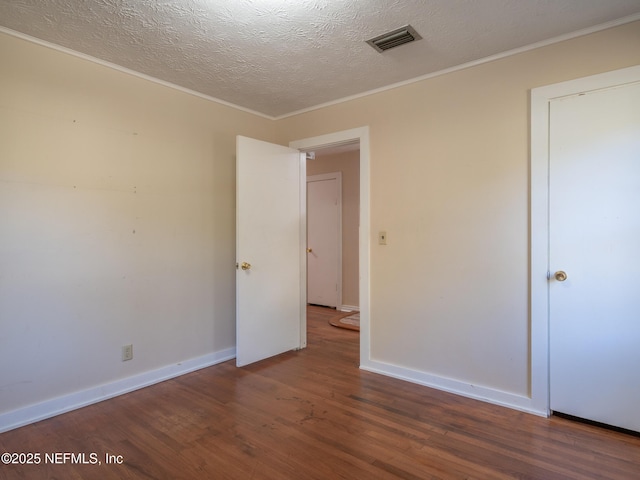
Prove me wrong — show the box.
[307,174,341,307]
[236,136,305,367]
[549,82,640,431]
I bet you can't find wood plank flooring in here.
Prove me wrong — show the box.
[1,305,639,479]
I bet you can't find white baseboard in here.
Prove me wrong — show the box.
[339,304,359,312]
[0,348,236,434]
[360,359,547,417]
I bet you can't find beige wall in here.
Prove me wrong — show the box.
[307,150,360,308]
[1,20,639,426]
[0,31,275,420]
[277,22,640,398]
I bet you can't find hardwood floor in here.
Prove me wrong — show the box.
[1,305,639,479]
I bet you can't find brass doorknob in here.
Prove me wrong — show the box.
[306,248,313,253]
[241,262,251,271]
[554,271,567,282]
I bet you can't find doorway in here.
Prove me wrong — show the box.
[290,127,370,367]
[307,145,360,312]
[530,65,640,424]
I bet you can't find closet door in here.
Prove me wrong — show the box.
[549,82,640,432]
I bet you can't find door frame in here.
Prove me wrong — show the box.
[530,65,640,416]
[290,126,370,367]
[307,172,343,309]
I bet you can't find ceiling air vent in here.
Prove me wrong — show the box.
[366,25,422,53]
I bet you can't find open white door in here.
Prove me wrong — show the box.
[236,136,306,367]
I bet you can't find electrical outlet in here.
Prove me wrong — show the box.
[122,344,133,362]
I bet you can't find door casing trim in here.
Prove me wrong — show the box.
[290,127,371,366]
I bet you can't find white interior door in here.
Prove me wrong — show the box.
[307,173,341,307]
[236,136,305,367]
[549,82,640,431]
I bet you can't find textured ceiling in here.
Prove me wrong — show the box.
[1,0,639,117]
